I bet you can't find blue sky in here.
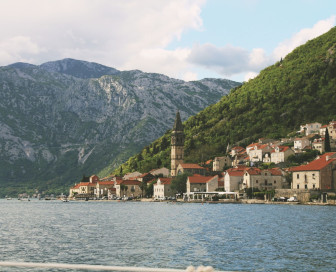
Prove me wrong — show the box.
[0,0,335,82]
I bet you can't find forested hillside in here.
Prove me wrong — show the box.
[115,27,336,175]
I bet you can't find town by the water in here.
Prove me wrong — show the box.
[53,111,335,205]
[15,112,336,205]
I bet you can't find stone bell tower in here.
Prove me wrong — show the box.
[171,111,184,177]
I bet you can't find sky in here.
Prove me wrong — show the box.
[0,0,335,82]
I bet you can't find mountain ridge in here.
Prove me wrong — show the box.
[0,59,240,196]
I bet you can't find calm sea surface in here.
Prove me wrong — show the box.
[0,200,335,272]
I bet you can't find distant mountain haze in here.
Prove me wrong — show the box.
[0,58,240,196]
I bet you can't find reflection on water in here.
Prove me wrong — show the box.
[0,200,335,271]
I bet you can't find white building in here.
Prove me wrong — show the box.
[294,137,310,152]
[224,167,246,192]
[271,146,295,164]
[153,177,173,199]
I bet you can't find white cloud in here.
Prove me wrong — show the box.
[244,72,258,82]
[187,16,336,80]
[0,0,205,78]
[273,15,336,60]
[187,43,270,76]
[183,71,198,81]
[0,1,334,82]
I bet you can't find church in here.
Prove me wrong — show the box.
[170,111,206,177]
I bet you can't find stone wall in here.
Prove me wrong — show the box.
[274,189,314,203]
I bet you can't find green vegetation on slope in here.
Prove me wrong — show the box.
[115,27,336,174]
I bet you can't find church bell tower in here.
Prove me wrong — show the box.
[171,111,184,177]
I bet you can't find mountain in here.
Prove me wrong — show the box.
[116,27,336,174]
[0,59,240,196]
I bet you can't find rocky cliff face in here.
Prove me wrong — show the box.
[0,59,240,194]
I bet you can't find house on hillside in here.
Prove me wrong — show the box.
[294,137,310,152]
[153,177,173,199]
[327,121,336,140]
[291,152,336,190]
[137,173,155,183]
[176,163,206,176]
[247,143,273,162]
[230,146,245,157]
[123,171,142,179]
[242,168,286,191]
[213,156,232,171]
[150,167,170,177]
[312,138,325,154]
[271,145,295,164]
[320,125,328,136]
[300,123,322,136]
[224,167,247,192]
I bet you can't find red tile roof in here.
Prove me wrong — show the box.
[98,181,115,185]
[232,146,245,151]
[154,177,172,185]
[266,168,283,176]
[78,182,97,187]
[226,169,245,177]
[291,152,336,171]
[188,175,217,184]
[71,184,80,189]
[272,146,290,153]
[180,163,205,169]
[245,168,261,175]
[120,180,141,186]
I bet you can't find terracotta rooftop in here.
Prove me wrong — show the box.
[154,177,172,185]
[119,180,141,185]
[245,168,262,175]
[98,181,115,185]
[188,175,217,184]
[272,146,290,153]
[226,168,245,177]
[291,152,336,171]
[179,163,204,169]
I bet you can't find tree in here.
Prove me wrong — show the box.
[140,181,147,197]
[171,173,190,196]
[325,128,331,152]
[156,158,162,168]
[145,181,154,197]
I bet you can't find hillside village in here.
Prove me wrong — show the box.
[69,113,336,204]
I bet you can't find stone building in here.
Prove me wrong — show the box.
[291,152,336,190]
[242,168,286,191]
[213,156,232,171]
[186,174,219,194]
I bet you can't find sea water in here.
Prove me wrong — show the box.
[0,200,335,271]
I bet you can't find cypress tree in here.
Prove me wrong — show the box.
[325,128,331,152]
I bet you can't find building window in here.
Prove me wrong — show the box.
[312,173,315,179]
[313,184,315,189]
[274,180,276,184]
[305,184,308,189]
[256,180,258,184]
[297,184,300,189]
[297,174,299,179]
